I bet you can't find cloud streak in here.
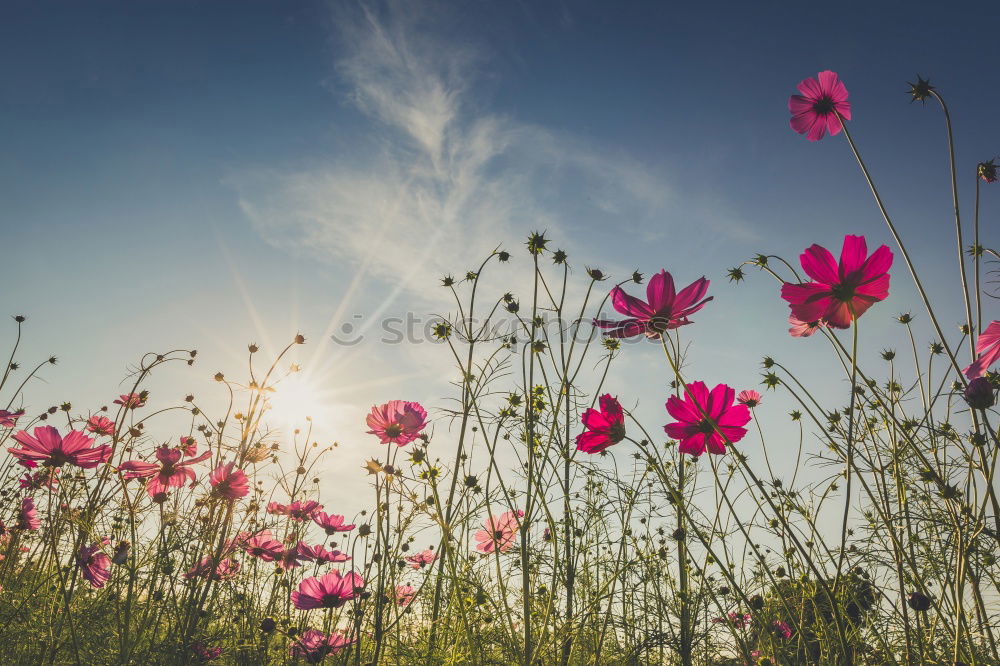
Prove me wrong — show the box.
[233,0,690,306]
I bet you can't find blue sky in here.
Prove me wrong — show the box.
[2,1,997,511]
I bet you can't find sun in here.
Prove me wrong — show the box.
[266,372,332,430]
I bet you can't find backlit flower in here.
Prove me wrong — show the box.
[290,630,354,663]
[292,571,364,610]
[119,446,211,498]
[0,409,25,428]
[190,642,222,662]
[209,462,249,500]
[311,511,355,535]
[789,70,851,141]
[19,468,58,491]
[788,314,823,338]
[405,549,437,569]
[114,392,146,409]
[184,556,240,581]
[474,510,523,554]
[772,620,793,640]
[297,543,350,564]
[239,529,284,562]
[77,538,112,588]
[781,235,892,329]
[964,321,1000,379]
[85,415,115,436]
[736,390,762,408]
[9,426,111,469]
[664,382,751,457]
[16,497,40,530]
[396,584,417,606]
[268,500,323,521]
[576,394,626,454]
[366,401,428,446]
[595,270,711,339]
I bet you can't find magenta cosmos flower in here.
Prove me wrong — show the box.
[77,538,112,588]
[20,468,58,491]
[268,499,323,521]
[85,415,115,436]
[119,446,211,498]
[595,270,711,339]
[0,409,25,428]
[405,549,437,569]
[290,630,354,663]
[238,529,284,562]
[114,392,146,409]
[474,510,523,554]
[298,543,350,564]
[576,394,626,454]
[209,462,249,500]
[190,643,223,662]
[781,235,892,329]
[292,571,364,610]
[9,426,112,470]
[16,497,40,530]
[366,400,428,446]
[664,382,751,457]
[789,70,851,141]
[184,556,240,581]
[311,511,355,535]
[964,320,1000,379]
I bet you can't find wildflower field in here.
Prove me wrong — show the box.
[4,12,1000,664]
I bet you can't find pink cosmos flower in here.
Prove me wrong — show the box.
[85,415,115,436]
[9,426,112,469]
[964,320,1000,379]
[184,556,241,581]
[311,511,355,535]
[277,546,309,571]
[268,499,323,521]
[179,436,197,456]
[575,394,626,454]
[772,620,793,640]
[788,70,851,141]
[190,642,223,662]
[474,510,523,554]
[239,530,284,562]
[77,538,112,588]
[114,392,146,409]
[396,584,417,606]
[664,382,751,457]
[788,314,824,338]
[594,270,712,339]
[366,401,428,446]
[297,543,350,564]
[16,497,40,530]
[291,571,364,610]
[712,611,752,629]
[209,462,249,500]
[19,468,58,491]
[781,235,892,329]
[736,390,762,408]
[290,630,354,663]
[119,446,212,498]
[405,549,437,569]
[0,409,25,428]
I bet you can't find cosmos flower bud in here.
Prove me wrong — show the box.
[907,591,931,612]
[964,377,996,410]
[979,159,998,184]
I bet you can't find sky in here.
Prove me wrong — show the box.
[1,0,998,514]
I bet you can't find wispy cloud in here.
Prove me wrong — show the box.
[232,0,697,305]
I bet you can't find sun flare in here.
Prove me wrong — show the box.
[266,372,332,429]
